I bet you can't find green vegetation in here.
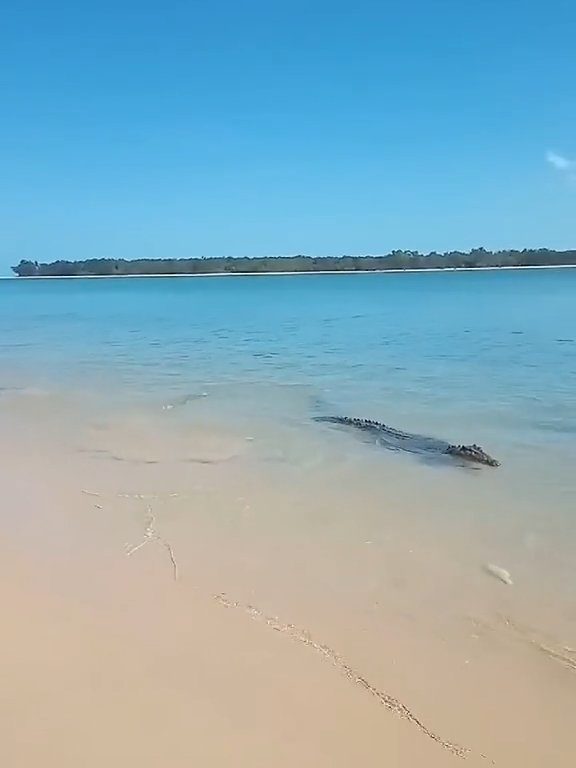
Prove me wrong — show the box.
[11,249,576,277]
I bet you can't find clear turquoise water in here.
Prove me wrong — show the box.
[1,269,576,618]
[1,269,575,444]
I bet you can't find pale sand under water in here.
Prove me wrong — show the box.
[1,398,575,767]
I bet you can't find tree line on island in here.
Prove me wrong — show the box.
[11,248,576,277]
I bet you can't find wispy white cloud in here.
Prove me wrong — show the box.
[546,150,576,181]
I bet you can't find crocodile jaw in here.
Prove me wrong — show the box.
[446,443,500,467]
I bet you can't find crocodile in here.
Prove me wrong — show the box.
[314,416,500,467]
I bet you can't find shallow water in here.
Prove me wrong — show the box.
[0,270,575,765]
[1,270,575,496]
[1,269,575,427]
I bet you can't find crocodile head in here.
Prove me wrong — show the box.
[446,443,500,467]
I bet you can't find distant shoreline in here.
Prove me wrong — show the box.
[3,263,576,279]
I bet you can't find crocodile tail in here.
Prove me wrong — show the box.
[315,416,384,430]
[313,416,354,426]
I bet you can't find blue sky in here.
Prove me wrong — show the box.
[1,0,575,271]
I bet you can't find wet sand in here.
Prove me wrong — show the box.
[1,399,575,767]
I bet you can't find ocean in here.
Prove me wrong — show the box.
[2,268,575,451]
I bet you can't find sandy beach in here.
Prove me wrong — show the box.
[1,395,574,767]
[3,262,576,279]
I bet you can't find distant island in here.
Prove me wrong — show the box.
[11,249,576,277]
